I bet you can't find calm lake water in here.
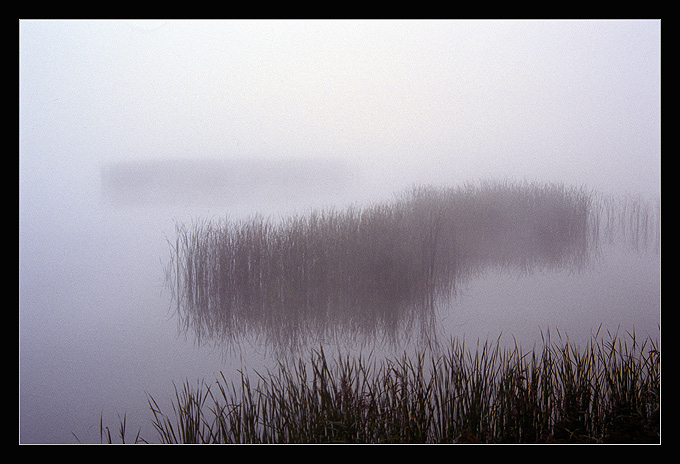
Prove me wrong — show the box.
[19,173,660,444]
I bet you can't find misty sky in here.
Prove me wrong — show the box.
[20,20,660,210]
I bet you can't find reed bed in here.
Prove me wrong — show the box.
[168,180,608,353]
[141,328,659,444]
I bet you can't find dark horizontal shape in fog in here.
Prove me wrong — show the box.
[101,157,357,206]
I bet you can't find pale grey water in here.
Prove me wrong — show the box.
[19,171,660,444]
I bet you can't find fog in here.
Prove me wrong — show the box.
[19,20,660,443]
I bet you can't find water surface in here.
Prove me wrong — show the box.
[19,166,660,444]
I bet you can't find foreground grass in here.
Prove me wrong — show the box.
[107,328,659,444]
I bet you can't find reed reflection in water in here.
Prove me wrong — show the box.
[167,180,657,354]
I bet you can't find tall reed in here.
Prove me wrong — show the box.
[143,329,659,444]
[592,193,661,254]
[168,180,611,353]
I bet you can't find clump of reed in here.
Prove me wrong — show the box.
[168,180,601,353]
[141,328,659,444]
[590,192,661,254]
